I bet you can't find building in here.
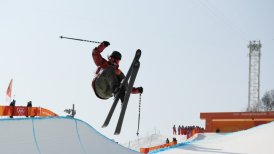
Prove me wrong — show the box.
[200,112,274,133]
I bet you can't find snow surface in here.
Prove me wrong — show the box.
[151,122,274,154]
[0,117,138,154]
[1,117,274,154]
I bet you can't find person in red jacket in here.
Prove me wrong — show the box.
[92,41,143,102]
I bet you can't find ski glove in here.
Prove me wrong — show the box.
[102,41,110,47]
[138,87,143,94]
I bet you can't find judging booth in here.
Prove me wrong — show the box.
[200,112,274,133]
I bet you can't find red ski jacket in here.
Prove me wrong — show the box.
[92,43,140,97]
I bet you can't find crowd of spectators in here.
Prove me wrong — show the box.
[173,125,205,139]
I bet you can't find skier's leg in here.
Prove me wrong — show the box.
[95,66,119,99]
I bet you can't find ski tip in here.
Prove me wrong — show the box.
[102,124,107,128]
[114,131,120,135]
[136,49,142,56]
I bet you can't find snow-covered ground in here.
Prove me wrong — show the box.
[152,122,274,154]
[0,117,138,154]
[121,121,274,154]
[1,117,274,154]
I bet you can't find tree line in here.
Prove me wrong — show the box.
[248,89,274,112]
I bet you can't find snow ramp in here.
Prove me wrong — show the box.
[0,117,139,154]
[153,121,274,154]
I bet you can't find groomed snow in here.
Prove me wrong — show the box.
[0,117,139,154]
[1,117,274,154]
[152,121,274,154]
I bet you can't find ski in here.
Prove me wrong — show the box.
[102,49,142,128]
[101,90,120,128]
[114,60,140,135]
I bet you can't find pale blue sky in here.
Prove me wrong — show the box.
[1,0,274,142]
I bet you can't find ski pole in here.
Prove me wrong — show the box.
[60,36,101,44]
[136,94,142,136]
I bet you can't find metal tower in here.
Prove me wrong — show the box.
[247,41,262,111]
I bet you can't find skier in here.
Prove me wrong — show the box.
[92,41,143,102]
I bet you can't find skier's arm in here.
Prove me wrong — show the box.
[118,72,143,94]
[92,41,110,68]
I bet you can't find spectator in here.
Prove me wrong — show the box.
[166,138,169,144]
[9,99,16,118]
[26,101,34,117]
[173,125,177,135]
[173,137,177,142]
[181,125,184,135]
[172,124,205,136]
[27,101,32,107]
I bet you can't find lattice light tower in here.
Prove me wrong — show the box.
[247,41,262,111]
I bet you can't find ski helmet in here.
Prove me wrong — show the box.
[110,51,122,60]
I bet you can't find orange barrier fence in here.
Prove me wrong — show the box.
[0,106,58,117]
[186,128,204,139]
[140,141,177,153]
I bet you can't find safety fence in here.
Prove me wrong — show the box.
[140,140,177,153]
[186,127,204,139]
[0,106,58,117]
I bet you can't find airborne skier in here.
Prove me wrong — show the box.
[60,36,142,134]
[91,41,143,102]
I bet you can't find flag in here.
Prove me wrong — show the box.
[6,79,13,98]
